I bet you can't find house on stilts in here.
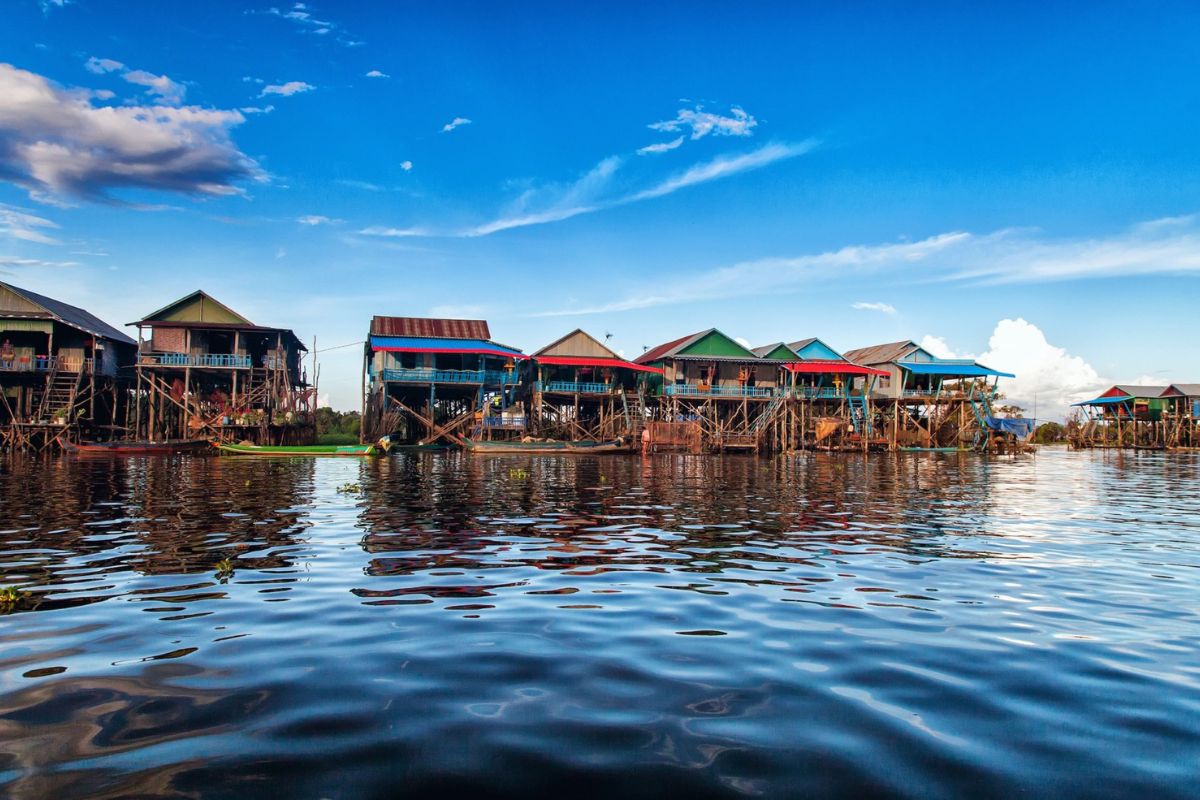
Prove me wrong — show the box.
[635,329,787,452]
[843,340,1027,451]
[1069,385,1169,450]
[1160,384,1200,449]
[525,329,662,444]
[362,316,525,445]
[129,291,314,445]
[0,281,137,452]
[754,337,888,451]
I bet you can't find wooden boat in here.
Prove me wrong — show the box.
[461,438,633,454]
[62,439,212,455]
[217,442,382,457]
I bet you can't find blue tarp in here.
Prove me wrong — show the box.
[369,335,524,358]
[896,361,1015,378]
[986,417,1035,438]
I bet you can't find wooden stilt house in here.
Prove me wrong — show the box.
[754,337,887,451]
[526,329,662,443]
[843,340,1021,450]
[129,291,314,444]
[362,316,525,445]
[1070,385,1169,449]
[1160,384,1200,449]
[635,329,787,452]
[0,281,136,451]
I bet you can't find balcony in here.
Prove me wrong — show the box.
[140,353,253,368]
[665,383,775,398]
[536,380,614,394]
[0,355,92,373]
[380,368,514,385]
[792,387,847,400]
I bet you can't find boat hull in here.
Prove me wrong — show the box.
[462,438,633,454]
[216,443,377,457]
[63,439,213,456]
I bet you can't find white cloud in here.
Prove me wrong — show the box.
[0,255,79,269]
[275,246,286,259]
[365,70,389,78]
[0,204,62,244]
[650,105,757,140]
[260,81,314,97]
[637,136,684,156]
[470,142,811,237]
[258,2,357,43]
[441,116,471,133]
[979,319,1104,420]
[297,214,339,225]
[357,225,428,238]
[852,301,897,314]
[734,336,752,349]
[85,57,185,104]
[0,63,260,202]
[240,105,274,114]
[400,160,412,171]
[918,335,964,359]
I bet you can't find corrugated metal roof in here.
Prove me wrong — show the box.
[369,335,523,358]
[751,342,789,358]
[370,316,491,340]
[1113,385,1168,398]
[843,340,920,366]
[1163,384,1200,397]
[635,330,708,364]
[0,281,135,346]
[786,337,818,351]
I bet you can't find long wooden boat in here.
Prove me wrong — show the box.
[462,438,633,454]
[63,439,212,455]
[217,442,381,457]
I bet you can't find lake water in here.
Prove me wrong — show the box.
[1,449,1198,798]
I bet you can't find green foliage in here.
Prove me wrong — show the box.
[317,433,359,445]
[315,407,362,438]
[1032,421,1067,444]
[0,585,29,613]
[215,557,235,579]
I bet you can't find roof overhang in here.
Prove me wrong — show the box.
[534,355,663,374]
[784,361,888,377]
[370,335,525,359]
[897,361,1014,378]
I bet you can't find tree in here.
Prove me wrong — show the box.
[1032,421,1066,444]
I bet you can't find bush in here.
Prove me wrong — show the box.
[315,407,361,438]
[1032,421,1067,444]
[316,433,359,445]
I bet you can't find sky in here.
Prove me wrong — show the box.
[2,1,1199,419]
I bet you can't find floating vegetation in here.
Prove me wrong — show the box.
[0,585,31,614]
[337,483,362,494]
[215,557,235,581]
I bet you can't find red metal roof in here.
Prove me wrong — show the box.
[534,355,664,374]
[784,360,888,377]
[634,331,707,364]
[370,316,491,340]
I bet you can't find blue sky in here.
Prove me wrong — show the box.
[2,1,1199,416]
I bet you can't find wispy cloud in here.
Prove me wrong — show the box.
[255,3,359,44]
[365,69,389,78]
[297,214,339,225]
[0,255,79,268]
[441,117,471,133]
[852,301,897,314]
[529,213,1200,317]
[637,136,684,156]
[0,204,62,244]
[84,56,185,104]
[469,142,812,237]
[0,64,261,203]
[650,104,757,139]
[357,225,429,238]
[260,81,314,97]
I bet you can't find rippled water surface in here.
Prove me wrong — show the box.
[1,449,1198,798]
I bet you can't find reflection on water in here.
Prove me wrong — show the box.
[2,450,1199,798]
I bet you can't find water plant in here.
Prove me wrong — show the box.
[215,557,235,580]
[0,585,29,613]
[337,482,362,494]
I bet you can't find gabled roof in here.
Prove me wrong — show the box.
[0,281,135,345]
[1162,384,1200,398]
[534,328,621,360]
[751,342,802,361]
[787,337,846,362]
[635,328,759,364]
[370,316,491,340]
[1110,385,1169,398]
[137,290,253,326]
[843,340,923,366]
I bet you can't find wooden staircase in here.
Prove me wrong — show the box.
[36,369,81,422]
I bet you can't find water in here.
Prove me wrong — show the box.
[1,449,1198,798]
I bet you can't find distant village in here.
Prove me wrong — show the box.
[1,280,1196,454]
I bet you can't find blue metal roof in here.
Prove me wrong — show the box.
[897,360,1014,378]
[1072,395,1131,407]
[369,335,524,357]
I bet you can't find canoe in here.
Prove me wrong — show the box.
[217,442,380,457]
[63,439,212,455]
[462,438,633,454]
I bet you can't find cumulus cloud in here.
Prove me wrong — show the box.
[85,57,185,104]
[260,81,314,97]
[441,116,471,133]
[852,301,897,314]
[400,160,412,171]
[0,63,261,203]
[977,320,1103,420]
[365,69,389,78]
[0,203,61,244]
